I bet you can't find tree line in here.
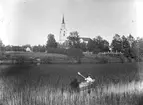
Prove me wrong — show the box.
[0,31,143,60]
[43,31,143,61]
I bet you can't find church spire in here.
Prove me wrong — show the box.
[62,15,65,24]
[59,14,67,43]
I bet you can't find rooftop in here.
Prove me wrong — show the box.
[80,37,91,42]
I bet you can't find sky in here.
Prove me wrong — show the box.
[0,0,141,46]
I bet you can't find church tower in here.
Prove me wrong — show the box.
[59,15,67,43]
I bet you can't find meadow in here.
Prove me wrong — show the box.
[0,62,142,105]
[2,51,125,64]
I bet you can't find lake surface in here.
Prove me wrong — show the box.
[0,63,142,88]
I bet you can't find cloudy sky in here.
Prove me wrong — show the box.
[0,0,138,45]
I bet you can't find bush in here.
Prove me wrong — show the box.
[47,48,67,55]
[93,49,101,54]
[119,55,126,63]
[67,48,84,64]
[14,56,25,64]
[98,57,108,64]
[0,52,3,60]
[95,56,108,64]
[0,52,7,60]
[41,57,52,64]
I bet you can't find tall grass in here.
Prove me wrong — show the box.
[0,74,140,105]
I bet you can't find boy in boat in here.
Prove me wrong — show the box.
[85,75,95,83]
[79,74,95,94]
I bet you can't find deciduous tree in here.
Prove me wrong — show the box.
[121,35,130,57]
[80,42,87,52]
[127,34,135,47]
[87,36,109,53]
[87,39,94,52]
[67,48,84,63]
[46,34,57,48]
[0,39,4,51]
[111,34,122,52]
[67,31,80,48]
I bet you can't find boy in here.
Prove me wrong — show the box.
[85,75,95,83]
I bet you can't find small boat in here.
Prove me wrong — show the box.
[70,72,95,93]
[79,80,95,88]
[79,79,95,92]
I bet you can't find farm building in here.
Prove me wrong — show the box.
[25,47,32,52]
[80,37,91,44]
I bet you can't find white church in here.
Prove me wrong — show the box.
[59,15,91,49]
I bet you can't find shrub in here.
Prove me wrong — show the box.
[0,52,3,60]
[47,48,67,55]
[93,48,101,54]
[95,56,108,64]
[67,48,84,64]
[119,55,126,63]
[0,52,8,60]
[99,56,108,64]
[41,57,52,64]
[12,56,25,64]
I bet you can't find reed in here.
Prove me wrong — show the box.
[0,74,140,105]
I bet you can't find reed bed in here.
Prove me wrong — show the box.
[0,75,141,105]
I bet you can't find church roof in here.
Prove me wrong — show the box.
[80,37,91,42]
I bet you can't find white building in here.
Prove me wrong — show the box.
[59,15,67,44]
[80,37,91,44]
[59,15,91,48]
[25,47,32,52]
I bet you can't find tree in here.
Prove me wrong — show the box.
[122,35,130,49]
[92,38,101,53]
[120,35,143,61]
[96,36,103,42]
[111,34,122,52]
[87,36,109,53]
[46,34,57,48]
[0,39,4,51]
[67,48,84,63]
[67,31,80,48]
[22,44,32,51]
[121,35,130,57]
[40,45,46,52]
[5,45,12,51]
[95,36,103,51]
[102,40,109,52]
[33,45,39,52]
[87,39,94,52]
[80,42,87,52]
[132,37,143,61]
[11,46,23,51]
[127,34,135,48]
[33,45,46,52]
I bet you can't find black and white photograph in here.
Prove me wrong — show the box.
[0,0,143,105]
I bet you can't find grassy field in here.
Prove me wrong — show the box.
[0,62,142,105]
[5,52,67,59]
[2,51,125,64]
